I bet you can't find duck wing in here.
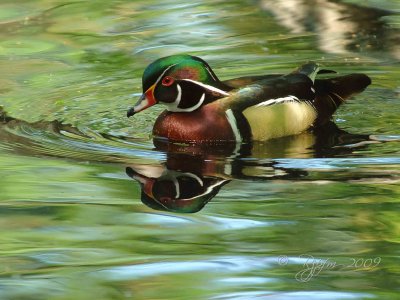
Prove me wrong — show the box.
[215,62,370,141]
[220,62,318,111]
[216,63,319,141]
[222,74,282,89]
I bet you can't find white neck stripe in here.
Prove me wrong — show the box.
[175,84,182,104]
[165,87,206,112]
[187,93,206,111]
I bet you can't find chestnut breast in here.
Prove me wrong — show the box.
[153,103,235,143]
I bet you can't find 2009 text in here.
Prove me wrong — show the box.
[277,254,381,282]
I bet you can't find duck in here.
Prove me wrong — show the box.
[127,54,371,143]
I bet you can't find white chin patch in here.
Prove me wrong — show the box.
[134,97,153,112]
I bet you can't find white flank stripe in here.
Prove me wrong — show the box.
[255,95,299,107]
[225,109,242,143]
[181,79,230,96]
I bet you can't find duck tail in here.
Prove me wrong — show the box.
[293,62,320,82]
[313,73,371,125]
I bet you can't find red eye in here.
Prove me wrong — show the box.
[162,76,174,86]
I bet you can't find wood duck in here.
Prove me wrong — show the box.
[127,55,371,143]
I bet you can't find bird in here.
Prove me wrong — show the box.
[127,54,371,143]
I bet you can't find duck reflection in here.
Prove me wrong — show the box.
[126,162,228,213]
[0,108,379,214]
[126,122,372,213]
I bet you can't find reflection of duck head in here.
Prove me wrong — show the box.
[126,165,228,213]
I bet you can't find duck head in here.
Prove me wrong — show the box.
[127,55,230,117]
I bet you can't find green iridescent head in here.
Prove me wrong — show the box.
[142,54,219,91]
[127,54,229,117]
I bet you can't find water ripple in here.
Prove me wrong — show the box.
[274,157,400,170]
[213,291,373,300]
[95,256,275,281]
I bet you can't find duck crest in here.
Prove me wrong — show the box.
[142,54,220,91]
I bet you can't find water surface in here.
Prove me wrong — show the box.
[1,0,400,299]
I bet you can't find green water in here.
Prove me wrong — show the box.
[1,0,400,299]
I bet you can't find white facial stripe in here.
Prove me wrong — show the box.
[153,64,178,87]
[173,177,180,198]
[175,83,182,103]
[165,83,182,111]
[255,95,300,107]
[165,86,206,112]
[181,79,230,96]
[205,66,218,81]
[225,109,242,143]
